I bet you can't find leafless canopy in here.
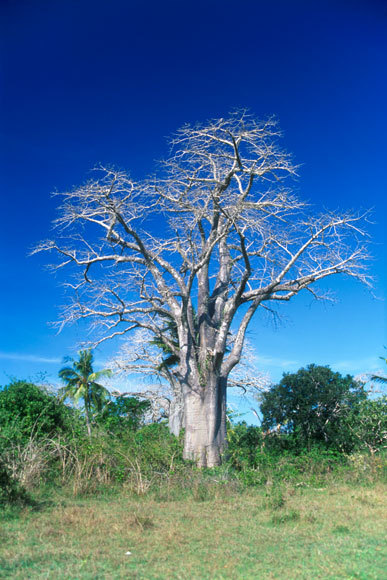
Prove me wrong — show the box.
[35,112,370,370]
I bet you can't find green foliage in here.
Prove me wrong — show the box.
[227,421,265,469]
[29,422,185,495]
[1,364,384,503]
[228,420,329,484]
[0,371,184,497]
[260,364,366,451]
[96,396,151,434]
[131,422,184,472]
[0,380,76,445]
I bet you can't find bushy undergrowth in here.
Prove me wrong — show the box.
[0,460,32,508]
[1,421,385,510]
[0,379,386,509]
[227,420,386,487]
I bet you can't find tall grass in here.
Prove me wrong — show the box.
[1,421,386,503]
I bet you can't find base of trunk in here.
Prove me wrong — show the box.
[183,442,225,468]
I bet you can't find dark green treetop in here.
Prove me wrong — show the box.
[260,364,366,451]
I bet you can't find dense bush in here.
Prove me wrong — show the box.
[0,459,31,507]
[0,372,385,503]
[226,395,386,487]
[0,421,184,495]
[227,422,386,487]
[345,396,387,455]
[227,422,265,469]
[0,380,79,445]
[0,378,183,496]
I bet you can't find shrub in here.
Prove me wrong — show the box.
[345,396,387,455]
[0,459,30,507]
[0,380,79,446]
[96,396,151,434]
[227,422,264,469]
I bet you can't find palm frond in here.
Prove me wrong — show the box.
[370,374,387,384]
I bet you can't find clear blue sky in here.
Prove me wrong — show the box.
[1,0,386,405]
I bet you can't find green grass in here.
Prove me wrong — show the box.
[1,482,386,579]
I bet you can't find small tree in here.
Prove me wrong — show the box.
[260,364,367,451]
[36,112,371,466]
[59,350,111,436]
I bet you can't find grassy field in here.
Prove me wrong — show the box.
[1,481,386,579]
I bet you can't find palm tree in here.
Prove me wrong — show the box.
[59,350,112,436]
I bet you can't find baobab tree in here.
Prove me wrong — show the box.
[35,112,371,466]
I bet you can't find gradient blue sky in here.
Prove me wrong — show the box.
[1,0,386,407]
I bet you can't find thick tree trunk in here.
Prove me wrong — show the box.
[182,375,227,467]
